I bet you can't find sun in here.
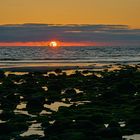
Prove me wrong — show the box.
[49,41,58,47]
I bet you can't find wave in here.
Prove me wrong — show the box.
[0,59,140,64]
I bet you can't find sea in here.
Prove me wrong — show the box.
[0,46,140,68]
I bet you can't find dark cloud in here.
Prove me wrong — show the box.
[0,23,140,45]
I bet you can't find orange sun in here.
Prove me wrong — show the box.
[49,41,58,47]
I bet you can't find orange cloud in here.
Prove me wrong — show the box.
[0,41,112,47]
[0,41,84,47]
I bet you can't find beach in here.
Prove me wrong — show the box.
[1,0,140,139]
[0,63,140,140]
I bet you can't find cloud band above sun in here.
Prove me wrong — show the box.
[0,24,140,46]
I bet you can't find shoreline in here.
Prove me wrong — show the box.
[0,63,122,72]
[1,60,139,72]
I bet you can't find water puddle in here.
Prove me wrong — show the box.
[44,102,71,111]
[123,134,140,140]
[20,121,44,137]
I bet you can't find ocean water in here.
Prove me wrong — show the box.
[0,46,140,64]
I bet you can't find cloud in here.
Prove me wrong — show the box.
[0,23,140,46]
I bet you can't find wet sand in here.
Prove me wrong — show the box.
[0,62,122,72]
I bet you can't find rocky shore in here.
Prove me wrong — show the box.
[0,65,140,140]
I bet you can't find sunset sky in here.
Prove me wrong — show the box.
[0,0,140,46]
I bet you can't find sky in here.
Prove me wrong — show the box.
[0,0,140,46]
